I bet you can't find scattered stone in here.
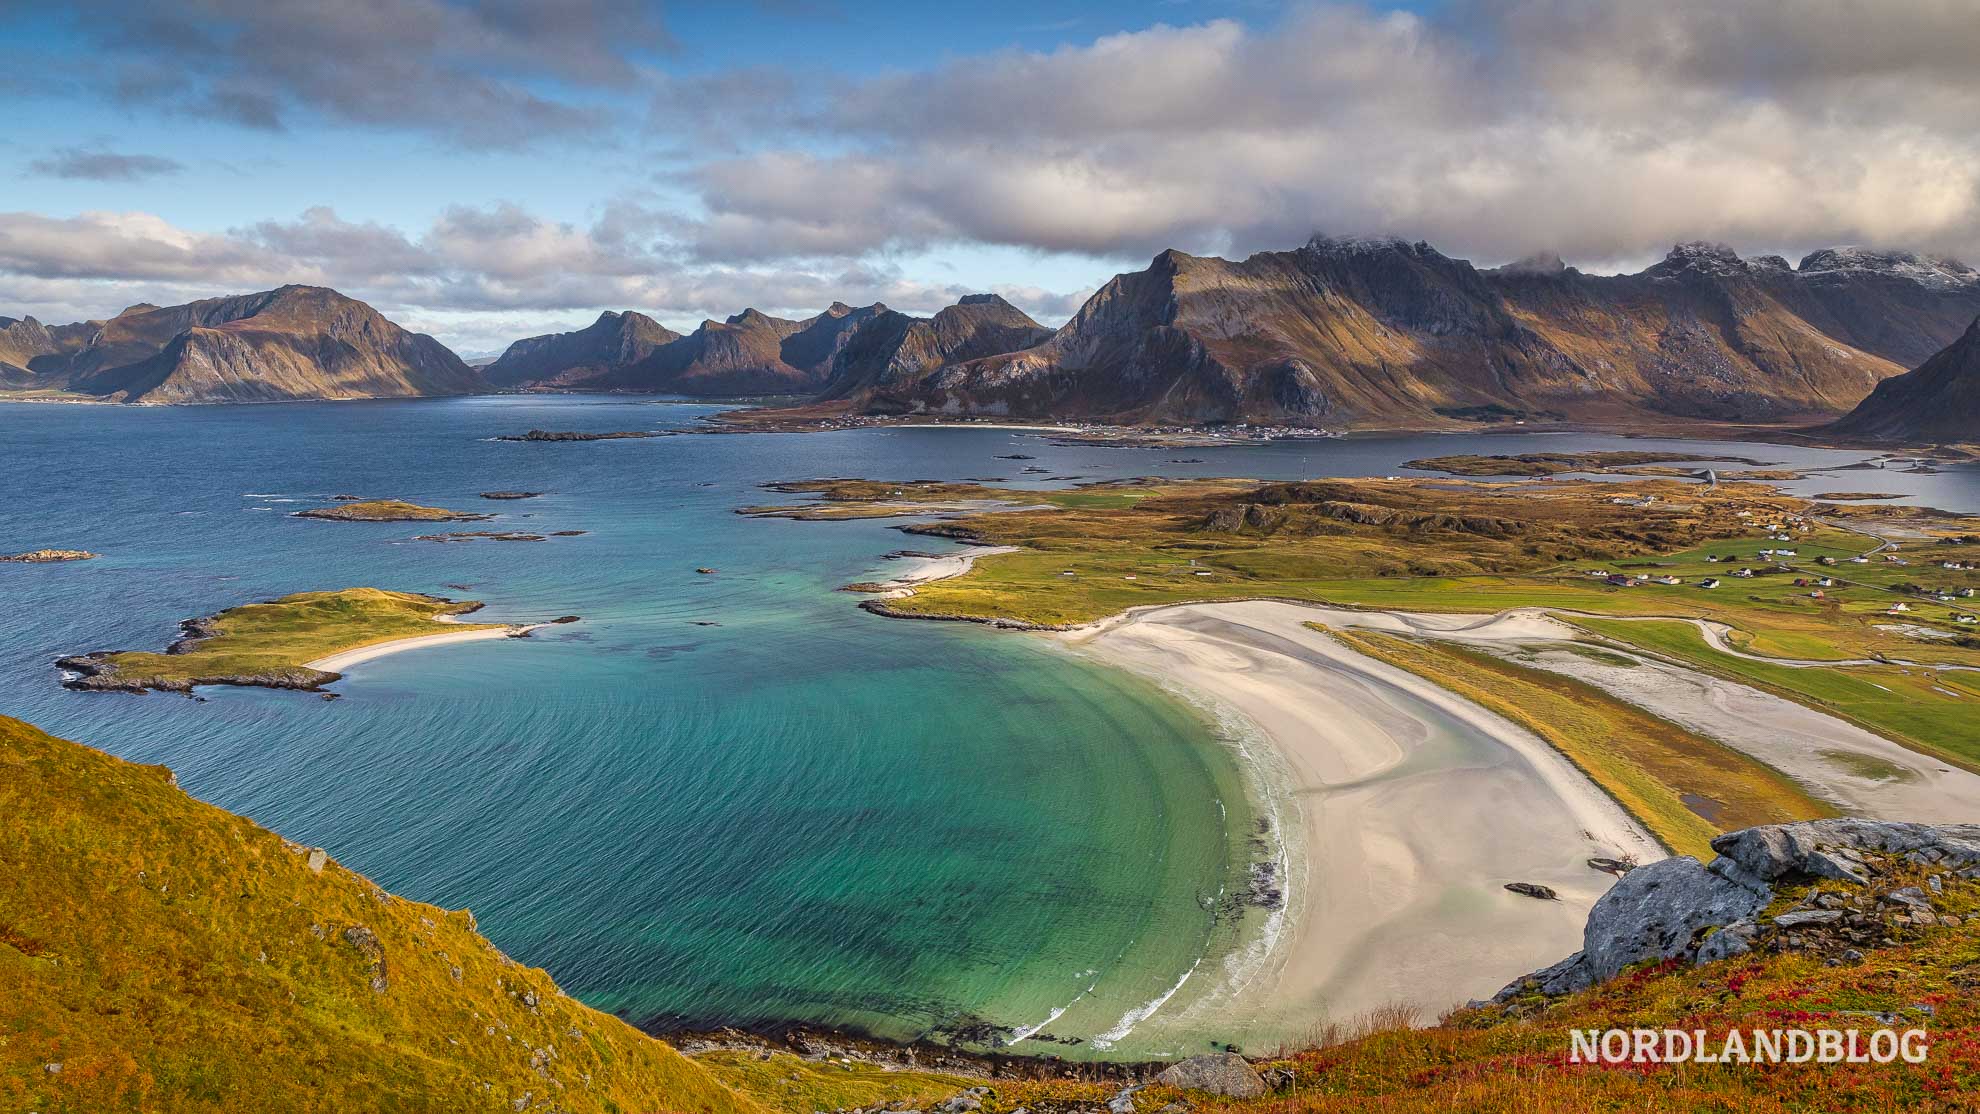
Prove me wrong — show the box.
[549,615,582,624]
[1259,1067,1293,1090]
[1587,856,1636,876]
[1773,909,1843,928]
[1883,886,1932,910]
[1695,921,1759,963]
[306,849,328,874]
[1505,882,1558,901]
[1155,1053,1268,1099]
[696,568,717,574]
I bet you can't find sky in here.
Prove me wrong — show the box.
[3,0,1978,355]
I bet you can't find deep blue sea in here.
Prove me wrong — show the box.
[2,396,1974,1056]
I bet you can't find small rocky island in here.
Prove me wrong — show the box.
[495,429,667,442]
[2,549,100,563]
[55,588,511,694]
[479,491,544,499]
[292,499,492,522]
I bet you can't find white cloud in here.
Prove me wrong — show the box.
[0,204,1085,352]
[674,1,1980,265]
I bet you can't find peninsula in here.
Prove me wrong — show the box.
[55,588,526,693]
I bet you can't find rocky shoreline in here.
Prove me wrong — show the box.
[667,1023,1169,1084]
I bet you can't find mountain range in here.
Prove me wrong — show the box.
[0,285,480,404]
[484,294,1051,399]
[4,241,1978,442]
[855,238,1980,430]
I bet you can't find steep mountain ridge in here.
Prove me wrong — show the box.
[1830,316,1980,444]
[482,309,681,388]
[818,294,1052,404]
[869,238,1980,428]
[0,286,484,403]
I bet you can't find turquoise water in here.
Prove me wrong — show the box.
[2,397,1973,1056]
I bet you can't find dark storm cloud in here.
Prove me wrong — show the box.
[49,0,673,144]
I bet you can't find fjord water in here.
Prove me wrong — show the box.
[2,398,1975,1056]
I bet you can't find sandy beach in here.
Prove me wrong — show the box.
[1062,596,1980,1039]
[1280,605,1980,822]
[871,546,1020,597]
[1068,600,1662,1032]
[304,620,537,673]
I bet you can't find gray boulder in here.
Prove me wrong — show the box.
[1155,1053,1267,1099]
[1694,921,1759,964]
[1496,820,1980,1002]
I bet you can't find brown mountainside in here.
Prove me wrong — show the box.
[819,294,1053,405]
[482,309,681,388]
[0,286,484,404]
[1830,316,1980,444]
[871,238,1980,428]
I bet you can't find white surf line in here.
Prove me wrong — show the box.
[1089,955,1205,1051]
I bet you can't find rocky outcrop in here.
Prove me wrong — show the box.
[494,429,666,442]
[1154,1053,1269,1099]
[868,238,1980,429]
[1495,820,1980,1002]
[6,286,484,404]
[1,549,99,563]
[1830,316,1980,444]
[482,310,680,388]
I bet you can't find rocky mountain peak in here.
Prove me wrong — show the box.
[1798,247,1978,290]
[1493,251,1570,277]
[956,293,1009,307]
[1652,241,1750,278]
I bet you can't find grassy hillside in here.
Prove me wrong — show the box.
[0,715,760,1114]
[1224,900,1980,1112]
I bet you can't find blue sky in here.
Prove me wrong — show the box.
[3,1,1975,354]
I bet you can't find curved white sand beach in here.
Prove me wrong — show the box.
[1068,600,1662,1031]
[305,622,537,672]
